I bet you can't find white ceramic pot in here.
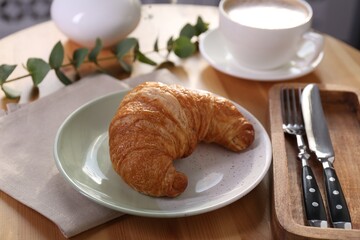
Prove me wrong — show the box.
[51,0,141,47]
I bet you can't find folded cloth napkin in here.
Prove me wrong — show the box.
[0,69,183,238]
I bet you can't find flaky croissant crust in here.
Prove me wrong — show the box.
[109,82,254,197]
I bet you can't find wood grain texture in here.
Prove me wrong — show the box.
[1,3,360,240]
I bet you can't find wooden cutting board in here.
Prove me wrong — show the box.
[269,83,360,239]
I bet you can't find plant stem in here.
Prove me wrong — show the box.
[4,38,179,86]
[3,74,32,83]
[2,48,166,85]
[2,56,121,85]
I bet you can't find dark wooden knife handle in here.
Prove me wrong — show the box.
[323,165,352,229]
[302,165,328,227]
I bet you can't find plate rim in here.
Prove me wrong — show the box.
[54,89,272,217]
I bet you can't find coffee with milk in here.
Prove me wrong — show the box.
[226,1,309,29]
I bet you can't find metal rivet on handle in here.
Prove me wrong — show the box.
[312,202,319,207]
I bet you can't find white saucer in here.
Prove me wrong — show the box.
[199,28,324,81]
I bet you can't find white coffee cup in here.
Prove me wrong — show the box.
[219,0,324,70]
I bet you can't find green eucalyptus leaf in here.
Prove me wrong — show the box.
[26,58,51,86]
[114,38,139,72]
[49,41,64,69]
[167,36,174,54]
[173,36,196,58]
[118,59,132,73]
[114,38,138,60]
[194,16,209,35]
[136,50,157,66]
[1,84,21,99]
[72,48,89,69]
[180,23,196,39]
[154,37,159,52]
[0,64,17,84]
[55,69,72,85]
[89,38,103,63]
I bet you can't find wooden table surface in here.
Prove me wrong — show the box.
[1,4,360,240]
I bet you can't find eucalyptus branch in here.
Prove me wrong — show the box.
[0,16,209,99]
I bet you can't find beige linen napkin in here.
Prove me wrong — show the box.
[0,70,182,238]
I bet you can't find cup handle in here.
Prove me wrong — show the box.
[293,31,324,68]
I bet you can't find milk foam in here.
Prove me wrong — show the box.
[227,3,308,29]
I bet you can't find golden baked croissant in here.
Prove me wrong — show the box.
[108,82,254,197]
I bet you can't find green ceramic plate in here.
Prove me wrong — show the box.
[54,89,272,217]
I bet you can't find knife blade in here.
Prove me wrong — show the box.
[301,84,352,229]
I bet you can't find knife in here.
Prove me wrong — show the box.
[301,84,352,229]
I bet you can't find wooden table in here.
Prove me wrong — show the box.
[1,4,360,240]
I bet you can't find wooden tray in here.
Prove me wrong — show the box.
[269,83,360,239]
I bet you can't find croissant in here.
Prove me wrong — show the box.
[108,82,254,197]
